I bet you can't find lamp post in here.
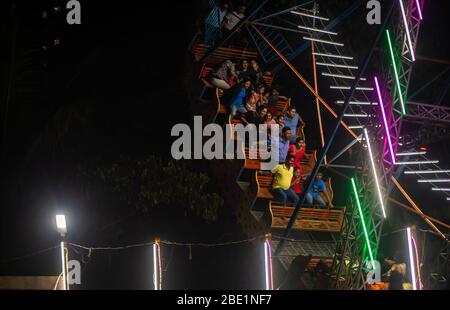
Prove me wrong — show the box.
[264,234,274,290]
[56,214,69,290]
[153,238,162,290]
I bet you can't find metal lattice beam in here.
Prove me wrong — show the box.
[404,101,450,124]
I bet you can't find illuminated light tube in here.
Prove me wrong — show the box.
[153,241,162,290]
[349,125,364,129]
[396,160,439,165]
[398,0,416,61]
[303,37,344,46]
[405,170,450,174]
[322,72,366,80]
[364,128,387,218]
[290,10,329,21]
[264,237,274,290]
[431,188,450,192]
[60,241,67,290]
[297,25,337,35]
[330,86,374,91]
[415,0,423,20]
[386,29,407,115]
[417,179,450,183]
[316,62,358,70]
[344,114,369,118]
[375,77,396,164]
[411,236,423,290]
[447,197,450,201]
[407,227,417,290]
[336,100,378,105]
[351,178,375,270]
[396,151,427,156]
[313,52,353,60]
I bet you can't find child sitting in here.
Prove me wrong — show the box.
[290,167,303,196]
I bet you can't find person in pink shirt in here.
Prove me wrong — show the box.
[265,112,277,128]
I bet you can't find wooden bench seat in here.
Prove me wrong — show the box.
[308,258,333,269]
[270,203,345,233]
[257,173,275,199]
[268,98,290,117]
[194,44,258,63]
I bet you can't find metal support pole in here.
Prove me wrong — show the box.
[264,234,274,290]
[323,164,356,169]
[408,67,449,101]
[153,238,162,290]
[60,240,69,290]
[390,176,448,241]
[388,197,450,229]
[326,135,363,165]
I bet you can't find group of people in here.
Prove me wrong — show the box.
[209,56,331,209]
[205,42,333,208]
[209,58,265,92]
[271,154,333,208]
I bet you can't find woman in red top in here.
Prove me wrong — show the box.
[290,167,302,195]
[247,84,266,112]
[289,137,306,175]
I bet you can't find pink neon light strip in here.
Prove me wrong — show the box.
[415,0,423,20]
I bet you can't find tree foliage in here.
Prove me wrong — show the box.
[85,155,223,223]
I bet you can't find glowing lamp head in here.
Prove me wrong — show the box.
[56,215,67,237]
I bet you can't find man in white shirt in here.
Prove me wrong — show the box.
[205,2,229,28]
[205,2,230,44]
[223,5,246,31]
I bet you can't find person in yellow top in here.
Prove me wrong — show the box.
[271,154,299,205]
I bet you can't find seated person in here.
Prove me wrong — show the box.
[285,106,306,143]
[236,59,252,84]
[290,167,302,195]
[264,112,277,128]
[267,87,287,114]
[271,154,299,205]
[223,5,246,32]
[261,90,270,106]
[241,105,267,125]
[304,171,333,208]
[204,2,229,45]
[249,59,264,87]
[230,79,251,116]
[278,127,292,164]
[289,137,306,175]
[246,84,266,112]
[210,60,237,90]
[276,115,285,132]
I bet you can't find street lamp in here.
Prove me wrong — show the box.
[56,214,67,237]
[56,214,69,290]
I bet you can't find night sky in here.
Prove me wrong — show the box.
[0,0,449,289]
